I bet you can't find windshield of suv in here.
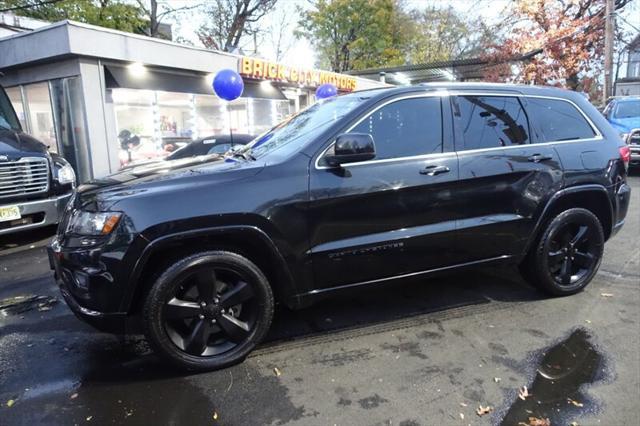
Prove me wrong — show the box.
[232,92,378,160]
[0,87,21,131]
[613,100,640,119]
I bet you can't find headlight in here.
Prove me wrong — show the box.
[620,132,629,143]
[55,162,76,185]
[68,211,122,236]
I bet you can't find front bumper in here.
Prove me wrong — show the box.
[0,193,72,236]
[48,238,127,333]
[629,144,640,164]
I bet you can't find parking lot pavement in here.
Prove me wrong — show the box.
[0,174,638,426]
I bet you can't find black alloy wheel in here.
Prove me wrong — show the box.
[144,251,274,371]
[521,208,604,296]
[546,223,599,289]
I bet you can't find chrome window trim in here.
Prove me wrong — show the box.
[314,91,603,170]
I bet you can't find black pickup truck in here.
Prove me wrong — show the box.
[0,84,75,236]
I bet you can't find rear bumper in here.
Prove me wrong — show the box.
[0,193,72,236]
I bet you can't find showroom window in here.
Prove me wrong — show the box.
[5,86,27,130]
[24,82,58,153]
[111,87,291,168]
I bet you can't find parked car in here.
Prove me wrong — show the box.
[0,84,75,236]
[603,96,640,166]
[119,134,254,170]
[167,134,254,160]
[49,83,631,371]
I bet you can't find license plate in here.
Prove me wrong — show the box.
[0,205,21,223]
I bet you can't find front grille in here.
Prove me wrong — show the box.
[629,129,640,146]
[0,157,50,199]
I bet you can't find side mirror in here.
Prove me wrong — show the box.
[325,133,376,167]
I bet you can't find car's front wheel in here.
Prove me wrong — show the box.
[521,208,604,296]
[143,251,274,371]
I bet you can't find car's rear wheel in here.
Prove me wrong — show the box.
[143,251,273,371]
[521,208,604,296]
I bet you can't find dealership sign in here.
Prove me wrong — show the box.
[239,57,356,92]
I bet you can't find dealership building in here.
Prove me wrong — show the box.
[0,20,385,183]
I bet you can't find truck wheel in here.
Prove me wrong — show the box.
[520,208,604,296]
[143,251,274,371]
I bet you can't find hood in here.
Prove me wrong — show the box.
[0,130,49,158]
[76,155,264,210]
[608,116,640,132]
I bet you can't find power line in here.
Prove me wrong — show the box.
[0,0,63,14]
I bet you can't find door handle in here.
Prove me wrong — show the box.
[420,165,450,176]
[528,154,553,163]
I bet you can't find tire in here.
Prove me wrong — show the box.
[143,251,274,371]
[520,208,604,296]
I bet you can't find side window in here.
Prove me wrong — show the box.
[348,97,443,160]
[207,143,230,155]
[525,98,596,142]
[452,96,529,151]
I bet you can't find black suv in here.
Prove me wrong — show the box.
[49,83,631,371]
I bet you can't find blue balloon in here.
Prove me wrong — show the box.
[316,83,338,99]
[213,69,244,101]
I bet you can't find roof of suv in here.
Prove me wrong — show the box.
[353,82,586,103]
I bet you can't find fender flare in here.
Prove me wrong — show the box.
[522,183,614,257]
[121,225,297,312]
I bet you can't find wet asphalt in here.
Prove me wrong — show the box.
[0,174,638,426]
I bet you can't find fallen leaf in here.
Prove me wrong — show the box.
[459,413,465,420]
[600,293,614,297]
[70,393,78,400]
[476,405,493,416]
[213,411,218,420]
[494,377,501,383]
[527,417,550,426]
[568,398,584,407]
[273,367,281,377]
[7,399,15,407]
[518,386,531,400]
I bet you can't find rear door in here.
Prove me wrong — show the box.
[307,94,459,290]
[451,93,563,262]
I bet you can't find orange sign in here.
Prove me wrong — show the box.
[239,57,357,92]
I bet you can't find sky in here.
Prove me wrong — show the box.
[166,0,640,73]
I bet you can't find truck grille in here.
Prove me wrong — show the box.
[629,129,640,146]
[0,157,50,199]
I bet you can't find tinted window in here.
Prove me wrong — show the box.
[452,96,529,151]
[207,144,230,154]
[349,97,442,160]
[525,98,596,142]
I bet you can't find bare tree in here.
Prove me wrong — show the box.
[197,0,277,52]
[135,0,202,39]
[266,5,295,61]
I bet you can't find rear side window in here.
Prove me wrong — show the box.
[349,97,442,160]
[525,98,596,142]
[452,96,529,151]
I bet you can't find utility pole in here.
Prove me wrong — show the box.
[603,0,615,104]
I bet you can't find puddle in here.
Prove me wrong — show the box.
[499,328,610,425]
[0,295,58,316]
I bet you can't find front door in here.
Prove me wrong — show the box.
[307,95,460,291]
[451,94,564,262]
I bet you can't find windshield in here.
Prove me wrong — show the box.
[0,87,21,131]
[613,100,640,119]
[234,92,375,160]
